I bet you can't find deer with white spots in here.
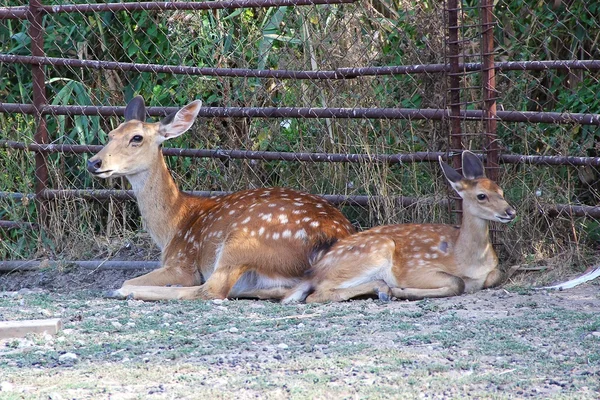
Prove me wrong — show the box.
[282,151,516,303]
[87,96,355,301]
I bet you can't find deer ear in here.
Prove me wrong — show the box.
[124,96,146,122]
[439,156,465,193]
[157,100,203,142]
[461,151,485,179]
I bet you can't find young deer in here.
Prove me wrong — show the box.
[282,151,516,303]
[87,96,355,301]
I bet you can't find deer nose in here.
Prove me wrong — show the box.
[87,158,102,173]
[505,207,516,219]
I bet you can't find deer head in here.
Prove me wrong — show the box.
[439,151,516,223]
[87,96,202,178]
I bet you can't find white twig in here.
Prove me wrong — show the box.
[537,265,600,290]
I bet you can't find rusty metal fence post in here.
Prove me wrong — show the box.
[481,0,498,181]
[445,0,463,223]
[26,0,49,225]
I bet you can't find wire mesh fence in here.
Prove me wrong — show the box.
[1,0,599,276]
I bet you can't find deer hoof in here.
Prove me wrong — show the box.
[104,289,127,300]
[377,289,391,302]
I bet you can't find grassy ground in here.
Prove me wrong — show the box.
[1,279,599,399]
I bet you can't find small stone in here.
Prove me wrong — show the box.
[58,352,78,364]
[229,327,239,333]
[18,339,34,348]
[590,331,600,338]
[111,321,122,329]
[277,343,289,350]
[212,299,224,305]
[297,323,305,328]
[0,381,14,392]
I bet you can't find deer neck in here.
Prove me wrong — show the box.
[455,212,495,268]
[127,151,183,250]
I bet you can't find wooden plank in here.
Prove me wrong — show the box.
[0,318,62,339]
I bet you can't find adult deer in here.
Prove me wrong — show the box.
[282,151,516,303]
[87,96,355,301]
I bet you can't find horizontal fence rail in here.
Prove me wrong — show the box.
[0,260,161,272]
[1,103,599,125]
[2,55,600,79]
[4,140,600,166]
[0,189,439,208]
[3,189,599,218]
[0,0,355,19]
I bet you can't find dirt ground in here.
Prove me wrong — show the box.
[0,267,599,399]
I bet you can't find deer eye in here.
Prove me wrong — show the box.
[477,194,487,201]
[130,135,143,144]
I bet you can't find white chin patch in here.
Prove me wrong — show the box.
[95,171,115,179]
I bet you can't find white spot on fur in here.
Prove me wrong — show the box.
[294,229,307,239]
[282,230,292,238]
[278,214,289,224]
[242,217,251,224]
[258,227,265,236]
[272,232,280,240]
[260,213,273,222]
[310,221,320,228]
[302,217,312,223]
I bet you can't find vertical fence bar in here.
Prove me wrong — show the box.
[481,0,498,181]
[27,0,49,224]
[446,0,462,165]
[446,0,463,222]
[480,0,502,245]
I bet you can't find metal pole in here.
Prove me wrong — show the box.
[27,0,49,225]
[481,0,498,181]
[446,0,463,221]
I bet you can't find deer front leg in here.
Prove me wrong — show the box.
[107,265,245,301]
[483,266,518,289]
[391,271,466,300]
[122,260,201,287]
[306,280,392,303]
[107,285,204,301]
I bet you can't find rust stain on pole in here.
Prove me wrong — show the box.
[27,0,49,223]
[481,0,498,181]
